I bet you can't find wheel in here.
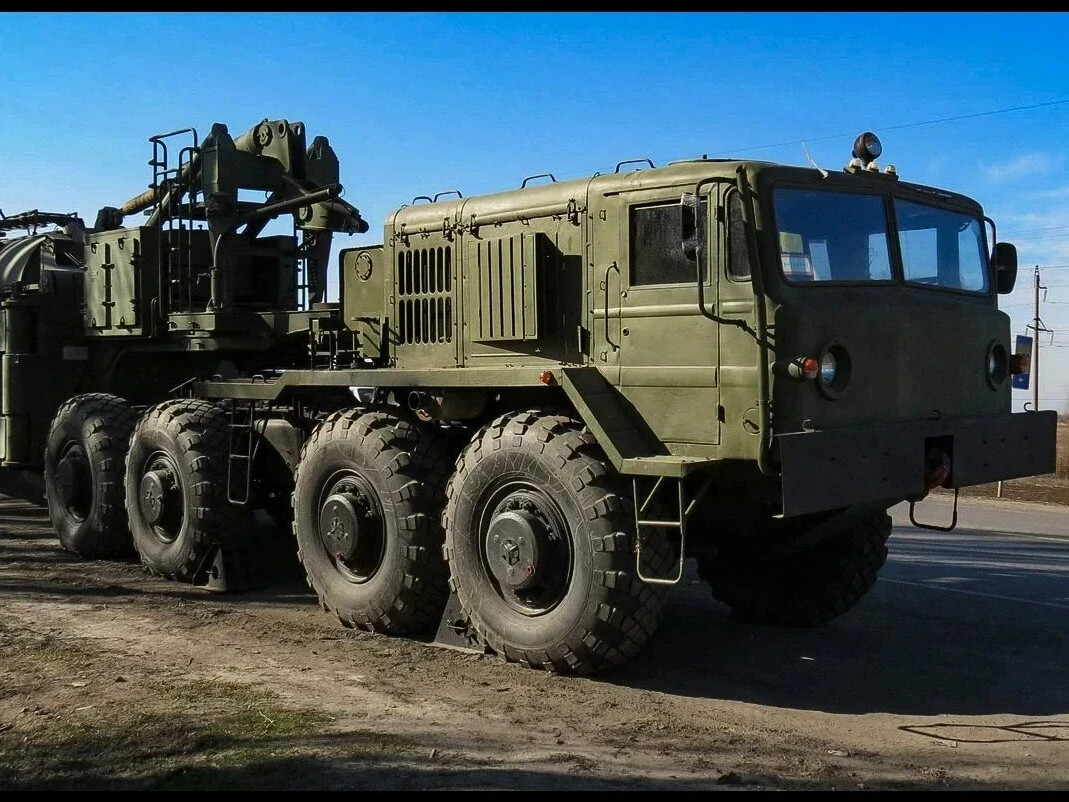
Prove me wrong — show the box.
[292,408,454,636]
[442,410,672,675]
[124,399,253,582]
[43,393,138,558]
[695,510,892,626]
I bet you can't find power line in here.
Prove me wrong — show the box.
[1007,232,1069,242]
[1003,225,1069,236]
[713,98,1069,156]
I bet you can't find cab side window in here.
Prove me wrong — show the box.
[629,201,705,286]
[727,192,751,280]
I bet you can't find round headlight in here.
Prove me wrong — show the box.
[820,352,838,385]
[986,341,1008,389]
[816,340,852,399]
[851,131,882,164]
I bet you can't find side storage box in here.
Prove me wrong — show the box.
[341,245,386,360]
[84,227,160,337]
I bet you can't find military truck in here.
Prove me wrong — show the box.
[1,125,1056,676]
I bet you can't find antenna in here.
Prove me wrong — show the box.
[801,141,828,178]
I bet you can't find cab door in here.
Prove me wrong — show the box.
[594,187,720,451]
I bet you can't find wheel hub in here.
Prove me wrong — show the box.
[319,490,374,565]
[479,484,573,616]
[485,503,551,591]
[56,449,90,511]
[139,468,174,526]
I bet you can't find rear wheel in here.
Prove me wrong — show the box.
[443,410,671,675]
[44,393,137,559]
[125,399,253,582]
[695,510,892,626]
[292,408,453,636]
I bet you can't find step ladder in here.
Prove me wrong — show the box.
[148,127,199,314]
[227,401,258,505]
[632,474,715,586]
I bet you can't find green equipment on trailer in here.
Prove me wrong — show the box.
[1,118,367,565]
[2,126,1056,675]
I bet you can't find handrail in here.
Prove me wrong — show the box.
[520,173,557,188]
[614,158,655,173]
[602,262,621,351]
[735,165,773,477]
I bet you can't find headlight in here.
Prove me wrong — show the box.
[851,131,882,165]
[820,352,838,385]
[817,341,851,399]
[986,342,1008,389]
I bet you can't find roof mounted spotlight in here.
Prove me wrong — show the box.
[851,131,882,167]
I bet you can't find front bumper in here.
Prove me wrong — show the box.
[777,410,1058,517]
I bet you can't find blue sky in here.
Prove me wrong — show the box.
[1,11,1067,411]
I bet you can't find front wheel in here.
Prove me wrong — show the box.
[443,411,671,675]
[695,509,892,627]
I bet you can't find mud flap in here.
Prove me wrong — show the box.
[193,525,301,593]
[431,591,488,655]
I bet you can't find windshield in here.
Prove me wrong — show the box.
[772,189,893,284]
[772,188,988,293]
[895,199,988,293]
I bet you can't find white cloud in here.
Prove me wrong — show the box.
[980,152,1058,183]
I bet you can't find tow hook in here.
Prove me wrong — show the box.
[909,449,958,531]
[923,448,951,492]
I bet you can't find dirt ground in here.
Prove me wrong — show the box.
[1,495,1066,791]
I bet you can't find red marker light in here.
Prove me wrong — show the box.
[801,357,819,380]
[539,371,555,385]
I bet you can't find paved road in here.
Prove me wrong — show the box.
[615,495,1069,722]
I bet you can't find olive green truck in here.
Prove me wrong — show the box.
[0,121,1056,675]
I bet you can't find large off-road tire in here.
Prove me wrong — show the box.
[695,510,892,627]
[443,410,672,675]
[43,393,138,559]
[124,399,253,582]
[292,408,454,636]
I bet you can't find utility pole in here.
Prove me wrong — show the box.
[1002,266,1046,500]
[1002,265,1046,499]
[1027,265,1050,411]
[1034,265,1041,412]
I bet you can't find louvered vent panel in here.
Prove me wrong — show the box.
[396,245,452,344]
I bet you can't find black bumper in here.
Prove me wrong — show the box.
[777,411,1058,517]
